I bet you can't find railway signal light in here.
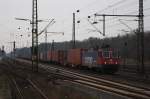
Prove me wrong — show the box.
[77,20,80,23]
[77,10,80,12]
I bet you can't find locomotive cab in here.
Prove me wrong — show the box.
[97,48,120,73]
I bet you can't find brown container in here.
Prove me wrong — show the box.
[51,50,67,64]
[58,50,67,65]
[51,50,58,62]
[47,50,52,61]
[67,48,86,66]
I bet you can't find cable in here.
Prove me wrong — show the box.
[78,0,99,11]
[77,0,139,28]
[48,0,149,41]
[98,7,150,24]
[60,0,148,31]
[96,0,128,14]
[145,15,150,18]
[96,0,148,15]
[76,0,133,23]
[144,8,150,11]
[111,0,138,10]
[79,0,149,22]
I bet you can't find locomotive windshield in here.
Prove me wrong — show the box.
[103,51,110,58]
[103,50,119,58]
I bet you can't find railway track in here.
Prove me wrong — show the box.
[9,76,24,99]
[41,65,150,99]
[0,61,49,99]
[120,65,150,75]
[16,58,150,99]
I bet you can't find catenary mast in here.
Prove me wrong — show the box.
[32,0,38,72]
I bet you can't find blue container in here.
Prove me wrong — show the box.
[82,50,98,68]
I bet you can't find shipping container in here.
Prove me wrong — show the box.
[43,51,48,61]
[51,50,58,63]
[67,48,86,66]
[58,50,67,65]
[47,50,52,61]
[82,50,98,68]
[50,50,68,64]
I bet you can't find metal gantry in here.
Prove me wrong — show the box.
[32,0,38,72]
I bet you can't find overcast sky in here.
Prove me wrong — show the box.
[0,0,149,52]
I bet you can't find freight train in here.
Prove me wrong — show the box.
[18,48,120,73]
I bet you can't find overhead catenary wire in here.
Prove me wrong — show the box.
[41,0,149,42]
[96,7,150,26]
[77,0,99,11]
[74,1,138,33]
[57,0,147,36]
[96,0,129,14]
[95,0,148,16]
[71,0,134,25]
[77,0,149,24]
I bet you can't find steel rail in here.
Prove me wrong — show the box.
[11,77,24,99]
[27,79,49,99]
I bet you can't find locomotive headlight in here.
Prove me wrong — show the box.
[115,62,118,64]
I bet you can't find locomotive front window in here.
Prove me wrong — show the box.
[103,51,110,58]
